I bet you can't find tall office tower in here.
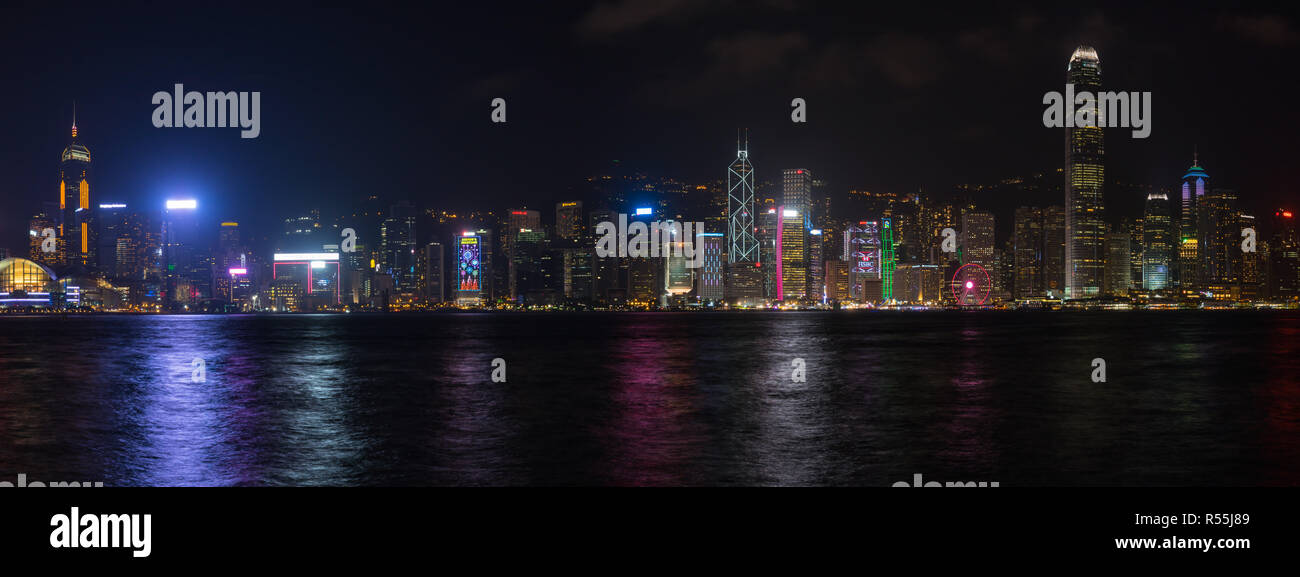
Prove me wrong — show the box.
[28,213,64,267]
[1042,205,1067,297]
[845,221,881,302]
[961,211,995,267]
[695,233,725,303]
[1142,193,1173,290]
[560,244,594,301]
[892,195,923,264]
[59,111,94,269]
[556,201,583,241]
[161,200,203,309]
[508,209,541,235]
[1064,46,1105,299]
[1104,227,1131,296]
[1239,213,1261,300]
[470,227,495,303]
[510,228,551,303]
[808,228,825,301]
[758,205,779,299]
[114,230,140,281]
[926,200,958,264]
[213,221,242,303]
[1202,188,1239,290]
[380,203,418,292]
[1179,156,1209,291]
[1269,209,1299,298]
[995,240,1015,299]
[821,260,847,301]
[1129,217,1145,291]
[455,233,483,306]
[423,242,445,303]
[782,169,813,227]
[1013,207,1043,299]
[881,218,897,301]
[777,207,807,300]
[505,208,542,299]
[660,221,695,307]
[588,208,621,303]
[727,134,758,263]
[96,203,130,274]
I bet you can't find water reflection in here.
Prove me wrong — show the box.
[0,311,1297,486]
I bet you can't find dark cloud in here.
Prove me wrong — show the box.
[576,0,719,38]
[865,33,944,89]
[1218,14,1298,47]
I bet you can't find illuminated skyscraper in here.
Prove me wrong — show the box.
[808,228,825,301]
[381,202,418,291]
[555,201,583,241]
[1202,188,1239,292]
[777,207,806,300]
[695,232,725,303]
[961,211,995,268]
[1142,193,1173,290]
[1042,205,1066,297]
[1269,209,1299,298]
[845,221,881,302]
[1104,226,1131,296]
[423,242,445,303]
[782,168,813,228]
[28,213,63,267]
[1179,156,1209,291]
[1064,46,1105,299]
[59,109,94,269]
[96,203,131,276]
[456,233,483,305]
[1239,213,1261,300]
[727,133,758,263]
[758,204,779,299]
[882,218,896,301]
[1013,207,1043,299]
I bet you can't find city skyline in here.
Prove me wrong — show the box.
[2,94,1294,311]
[3,3,1300,250]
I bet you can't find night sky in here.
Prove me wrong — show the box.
[2,1,1298,249]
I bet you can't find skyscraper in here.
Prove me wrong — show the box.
[1104,226,1131,296]
[423,241,445,303]
[1269,209,1299,299]
[555,201,583,241]
[808,228,825,301]
[695,232,725,303]
[1013,207,1043,299]
[962,211,995,268]
[1203,188,1239,292]
[777,207,806,300]
[1239,213,1262,300]
[1064,46,1105,299]
[1042,205,1066,298]
[381,202,418,292]
[782,169,813,228]
[1179,156,1209,291]
[727,134,758,263]
[59,110,94,269]
[1142,193,1173,290]
[845,221,881,302]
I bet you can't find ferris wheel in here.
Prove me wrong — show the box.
[950,263,993,306]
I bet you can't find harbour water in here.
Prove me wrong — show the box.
[0,311,1296,486]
